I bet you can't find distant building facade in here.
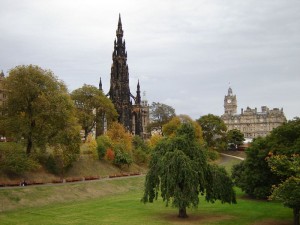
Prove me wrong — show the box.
[221,87,286,139]
[99,14,149,138]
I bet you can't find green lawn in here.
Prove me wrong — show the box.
[0,156,293,225]
[0,177,292,225]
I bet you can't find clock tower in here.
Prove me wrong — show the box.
[224,87,237,115]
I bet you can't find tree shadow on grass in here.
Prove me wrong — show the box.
[252,219,292,225]
[158,212,234,224]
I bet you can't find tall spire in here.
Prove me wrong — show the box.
[109,14,132,132]
[118,13,122,28]
[114,13,126,58]
[136,80,141,105]
[99,77,102,91]
[116,13,123,39]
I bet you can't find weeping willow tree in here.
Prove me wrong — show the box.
[142,122,236,218]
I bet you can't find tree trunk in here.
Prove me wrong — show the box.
[26,110,34,155]
[26,135,32,155]
[84,129,88,142]
[294,207,299,225]
[178,207,188,218]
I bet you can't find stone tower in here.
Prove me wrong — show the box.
[224,87,237,115]
[103,14,149,137]
[108,14,133,131]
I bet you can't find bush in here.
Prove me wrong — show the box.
[133,147,149,165]
[113,149,133,168]
[44,154,59,175]
[132,136,150,165]
[105,148,115,161]
[0,143,39,176]
[83,134,98,159]
[206,149,219,161]
[96,135,112,159]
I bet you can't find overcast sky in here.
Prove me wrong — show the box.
[1,0,299,120]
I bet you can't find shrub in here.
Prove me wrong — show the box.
[44,154,59,175]
[0,143,39,176]
[106,122,133,153]
[84,134,98,159]
[206,149,219,161]
[96,135,112,159]
[113,149,133,168]
[133,147,148,165]
[105,148,115,161]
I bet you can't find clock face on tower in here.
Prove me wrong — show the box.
[227,99,232,103]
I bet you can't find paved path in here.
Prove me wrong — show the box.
[0,174,145,190]
[220,153,245,161]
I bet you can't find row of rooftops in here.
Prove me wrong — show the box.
[242,106,284,115]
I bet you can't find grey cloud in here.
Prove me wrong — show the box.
[0,0,299,120]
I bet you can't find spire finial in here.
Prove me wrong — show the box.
[116,13,124,40]
[228,84,233,96]
[136,80,141,105]
[99,77,103,91]
[118,13,122,28]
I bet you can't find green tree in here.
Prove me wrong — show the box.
[96,135,112,159]
[148,102,175,133]
[50,120,81,174]
[113,149,133,168]
[227,129,245,150]
[267,154,300,225]
[0,143,39,176]
[232,118,300,199]
[266,117,300,155]
[142,123,236,218]
[71,84,117,140]
[196,114,227,150]
[0,65,81,155]
[232,137,281,198]
[132,135,150,165]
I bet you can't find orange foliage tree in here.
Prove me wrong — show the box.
[163,115,204,145]
[106,122,133,153]
[105,148,115,161]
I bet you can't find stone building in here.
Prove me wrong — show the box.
[221,87,286,139]
[99,14,149,138]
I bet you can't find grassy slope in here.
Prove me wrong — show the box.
[0,155,147,184]
[0,176,145,212]
[0,155,293,225]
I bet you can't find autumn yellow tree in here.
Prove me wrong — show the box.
[163,115,204,144]
[106,122,132,153]
[99,122,133,167]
